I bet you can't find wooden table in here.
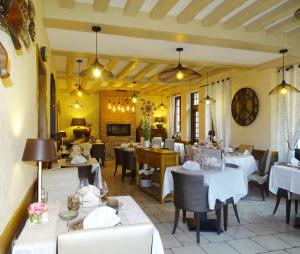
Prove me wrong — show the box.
[135,148,179,203]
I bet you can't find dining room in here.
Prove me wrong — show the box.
[1,0,300,254]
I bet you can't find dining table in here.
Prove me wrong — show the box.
[12,196,164,254]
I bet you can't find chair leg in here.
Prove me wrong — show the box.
[259,184,265,201]
[273,195,281,215]
[182,210,186,224]
[295,200,298,214]
[172,207,180,234]
[233,204,240,223]
[216,208,221,235]
[121,166,126,182]
[195,212,200,244]
[286,199,291,224]
[264,182,269,197]
[249,181,253,190]
[223,204,228,231]
[114,163,118,176]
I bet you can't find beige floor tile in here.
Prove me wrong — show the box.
[164,248,174,254]
[161,234,183,249]
[274,232,300,247]
[226,225,257,239]
[244,223,279,235]
[174,231,209,246]
[286,247,300,253]
[171,245,207,254]
[227,238,267,254]
[200,231,234,242]
[251,235,291,251]
[156,222,183,235]
[201,242,240,254]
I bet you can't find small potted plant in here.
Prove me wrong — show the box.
[144,119,151,147]
[28,202,48,224]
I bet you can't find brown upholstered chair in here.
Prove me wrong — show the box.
[90,144,106,167]
[121,150,136,183]
[171,170,222,243]
[114,148,122,176]
[164,139,175,150]
[62,165,94,185]
[238,144,254,153]
[184,144,194,162]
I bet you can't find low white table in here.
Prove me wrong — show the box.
[12,196,164,254]
[163,166,247,209]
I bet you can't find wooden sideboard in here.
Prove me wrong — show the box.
[136,128,167,142]
[135,148,179,203]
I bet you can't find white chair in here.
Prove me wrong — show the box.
[43,167,79,202]
[202,148,222,159]
[238,144,254,153]
[57,223,154,254]
[164,139,175,150]
[152,138,162,148]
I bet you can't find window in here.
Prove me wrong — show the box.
[174,96,181,134]
[191,92,199,143]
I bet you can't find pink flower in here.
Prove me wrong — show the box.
[28,202,48,215]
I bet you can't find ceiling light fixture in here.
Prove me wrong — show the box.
[200,73,216,105]
[269,49,300,95]
[158,48,201,83]
[70,59,89,97]
[72,100,82,109]
[132,81,138,103]
[80,26,113,80]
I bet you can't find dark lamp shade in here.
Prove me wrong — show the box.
[208,130,215,136]
[59,131,67,138]
[155,117,164,123]
[71,118,86,127]
[22,139,57,162]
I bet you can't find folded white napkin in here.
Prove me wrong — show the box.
[70,145,81,158]
[83,206,120,229]
[79,185,101,207]
[71,155,87,164]
[243,149,250,155]
[80,143,92,158]
[290,157,300,167]
[183,161,201,171]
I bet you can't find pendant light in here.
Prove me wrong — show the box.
[108,100,112,109]
[132,81,138,103]
[80,26,113,80]
[71,99,82,109]
[158,48,201,83]
[269,49,300,95]
[200,73,216,104]
[70,59,89,97]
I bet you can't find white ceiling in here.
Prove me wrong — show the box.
[47,28,279,66]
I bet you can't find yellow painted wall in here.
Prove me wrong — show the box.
[57,81,99,139]
[0,0,56,234]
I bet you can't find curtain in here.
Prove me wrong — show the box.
[207,78,232,147]
[273,65,300,161]
[167,96,175,138]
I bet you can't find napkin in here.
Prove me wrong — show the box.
[71,155,87,164]
[79,185,101,207]
[83,206,120,229]
[290,157,300,167]
[207,157,221,168]
[183,161,201,171]
[243,149,250,155]
[71,145,81,158]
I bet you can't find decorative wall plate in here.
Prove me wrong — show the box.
[231,87,259,126]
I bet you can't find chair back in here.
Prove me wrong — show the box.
[238,144,254,153]
[57,223,154,254]
[90,144,105,162]
[77,165,94,185]
[202,148,222,159]
[43,167,79,201]
[184,144,193,155]
[114,148,122,166]
[153,136,162,142]
[120,149,128,170]
[124,150,136,171]
[164,139,175,150]
[295,149,300,161]
[171,170,209,213]
[258,149,272,176]
[151,138,162,148]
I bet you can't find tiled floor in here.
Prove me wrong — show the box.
[103,162,300,254]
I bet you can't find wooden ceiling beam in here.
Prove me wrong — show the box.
[245,0,300,32]
[93,0,110,12]
[202,0,246,27]
[106,58,118,72]
[223,0,281,30]
[177,0,213,24]
[266,17,300,34]
[288,26,300,38]
[124,0,145,17]
[149,0,178,20]
[116,61,138,79]
[59,0,75,9]
[133,63,158,81]
[256,55,300,69]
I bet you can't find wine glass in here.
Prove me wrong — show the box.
[100,180,108,200]
[77,178,89,207]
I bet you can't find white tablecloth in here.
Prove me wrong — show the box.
[269,165,300,195]
[163,166,247,209]
[12,196,163,254]
[174,143,185,162]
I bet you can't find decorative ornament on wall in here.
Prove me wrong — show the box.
[231,88,259,126]
[140,99,157,117]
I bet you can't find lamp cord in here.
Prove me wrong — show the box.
[95,31,98,59]
[282,51,285,81]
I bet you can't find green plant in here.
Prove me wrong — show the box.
[144,119,150,141]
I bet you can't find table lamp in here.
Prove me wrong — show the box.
[155,117,164,129]
[59,131,67,146]
[71,118,86,138]
[22,139,57,202]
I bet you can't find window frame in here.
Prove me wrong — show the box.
[174,96,181,134]
[191,92,199,143]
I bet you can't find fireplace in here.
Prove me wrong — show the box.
[107,124,131,136]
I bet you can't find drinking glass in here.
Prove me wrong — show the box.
[41,188,48,204]
[77,178,89,207]
[67,194,80,210]
[100,180,108,197]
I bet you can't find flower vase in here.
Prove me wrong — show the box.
[144,140,150,148]
[29,214,42,224]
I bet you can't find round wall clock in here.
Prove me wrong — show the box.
[231,88,259,126]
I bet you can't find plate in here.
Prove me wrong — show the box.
[103,198,123,214]
[59,210,79,221]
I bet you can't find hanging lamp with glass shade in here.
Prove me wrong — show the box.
[158,48,201,83]
[80,26,113,80]
[200,73,216,104]
[70,59,90,97]
[269,49,300,95]
[71,99,82,109]
[132,81,138,103]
